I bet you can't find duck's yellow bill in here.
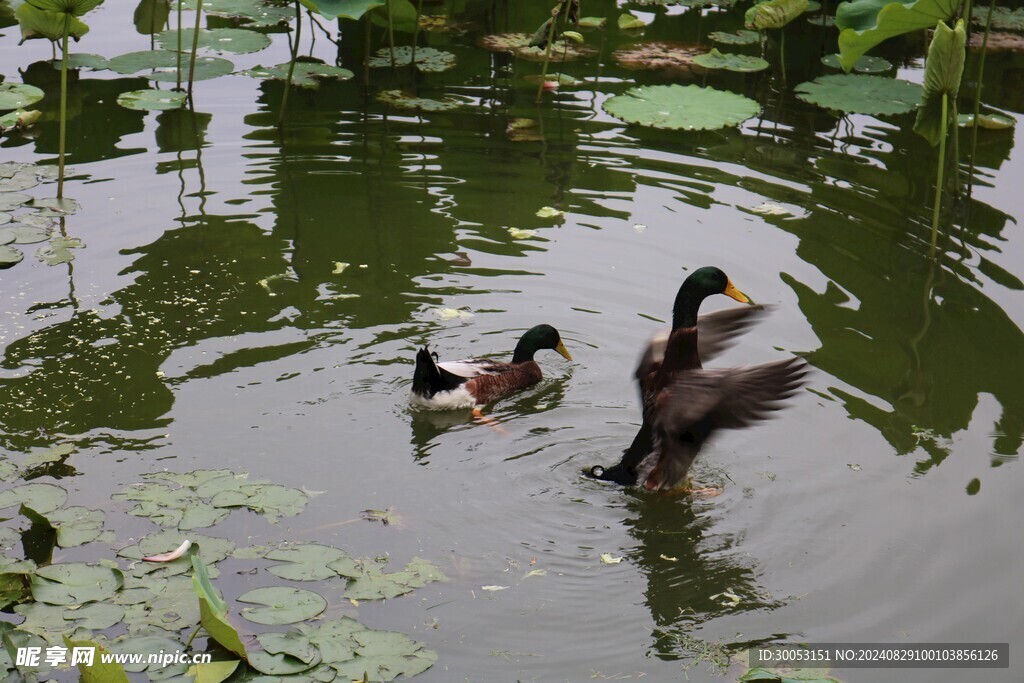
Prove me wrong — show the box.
[555,341,573,361]
[724,280,752,304]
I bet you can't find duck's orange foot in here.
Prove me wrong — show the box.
[472,407,509,435]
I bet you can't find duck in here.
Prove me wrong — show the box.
[590,266,806,492]
[410,324,573,412]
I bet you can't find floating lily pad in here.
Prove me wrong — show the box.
[613,41,704,75]
[522,72,580,87]
[209,482,308,522]
[0,482,68,513]
[266,543,351,581]
[109,50,235,82]
[794,74,922,115]
[117,89,187,111]
[63,602,125,630]
[738,667,842,682]
[14,602,84,645]
[249,631,322,675]
[49,53,109,70]
[0,245,22,267]
[43,506,106,547]
[329,556,446,601]
[821,53,892,73]
[330,629,437,682]
[176,0,293,26]
[972,5,1024,31]
[377,90,467,112]
[124,575,200,632]
[31,562,124,605]
[36,236,85,265]
[367,46,456,73]
[707,29,761,45]
[477,32,595,61]
[958,113,1014,129]
[0,83,45,111]
[119,529,236,570]
[22,443,75,467]
[506,117,543,142]
[241,61,355,88]
[30,197,80,215]
[0,193,31,211]
[238,586,328,625]
[692,48,769,72]
[157,27,272,54]
[603,84,761,131]
[108,633,189,675]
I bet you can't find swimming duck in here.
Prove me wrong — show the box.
[591,266,806,492]
[411,324,573,411]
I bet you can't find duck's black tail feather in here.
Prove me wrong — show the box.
[412,346,444,398]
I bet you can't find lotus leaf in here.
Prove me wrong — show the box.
[821,53,892,72]
[618,13,647,29]
[65,636,131,683]
[209,482,308,522]
[30,196,80,214]
[708,29,761,44]
[117,89,187,111]
[249,631,322,674]
[41,506,105,547]
[122,576,201,632]
[0,168,44,192]
[49,53,108,70]
[191,555,246,657]
[15,4,90,42]
[738,667,842,682]
[241,61,355,88]
[330,629,436,682]
[13,602,82,644]
[0,83,44,111]
[31,562,124,605]
[692,48,769,72]
[119,530,236,571]
[914,19,965,146]
[612,41,704,75]
[794,74,922,114]
[0,459,19,480]
[0,193,31,211]
[186,660,240,683]
[266,543,351,581]
[147,468,236,488]
[523,73,581,87]
[835,0,959,71]
[238,586,328,625]
[603,84,761,131]
[22,443,75,467]
[745,0,809,29]
[300,0,385,20]
[0,482,67,513]
[135,0,171,34]
[972,6,1024,31]
[157,27,272,54]
[36,235,85,264]
[367,46,456,73]
[108,634,188,674]
[0,573,29,609]
[63,602,124,629]
[478,32,595,61]
[177,0,293,26]
[0,245,23,267]
[958,113,1014,129]
[578,16,607,28]
[377,90,467,112]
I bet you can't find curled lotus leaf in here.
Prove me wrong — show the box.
[794,74,922,115]
[612,41,705,75]
[692,48,770,72]
[15,3,90,42]
[745,0,809,29]
[0,83,45,112]
[913,19,966,145]
[835,0,960,71]
[156,27,272,54]
[367,46,457,73]
[603,84,761,131]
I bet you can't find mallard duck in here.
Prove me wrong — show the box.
[410,324,572,411]
[590,266,806,492]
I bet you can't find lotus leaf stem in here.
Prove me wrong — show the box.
[967,0,995,198]
[535,0,569,103]
[931,92,948,257]
[187,0,203,98]
[412,0,424,67]
[176,0,184,90]
[387,0,396,68]
[57,16,70,200]
[279,0,302,124]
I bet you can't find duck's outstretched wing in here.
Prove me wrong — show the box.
[633,305,771,382]
[653,356,807,434]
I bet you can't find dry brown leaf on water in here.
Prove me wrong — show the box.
[612,41,706,76]
[969,31,1024,52]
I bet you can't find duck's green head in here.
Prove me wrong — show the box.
[513,324,573,363]
[672,266,751,329]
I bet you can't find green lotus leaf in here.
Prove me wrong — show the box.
[330,629,436,682]
[835,0,959,71]
[958,113,1014,129]
[300,0,385,20]
[191,555,246,658]
[578,16,606,27]
[377,89,468,112]
[913,19,965,145]
[30,0,104,16]
[738,667,842,682]
[367,0,417,32]
[0,193,32,211]
[21,443,75,467]
[176,0,293,26]
[238,586,328,625]
[0,228,15,245]
[248,631,322,674]
[707,29,761,45]
[209,482,308,522]
[296,617,362,665]
[266,543,352,581]
[13,602,78,644]
[36,235,85,265]
[821,53,892,72]
[477,32,595,61]
[692,48,770,72]
[30,196,79,214]
[745,0,809,29]
[65,636,131,683]
[15,4,90,42]
[63,602,124,630]
[110,51,235,82]
[0,482,67,513]
[157,27,272,54]
[108,634,188,674]
[794,74,922,115]
[367,46,456,73]
[186,660,240,683]
[49,53,108,70]
[135,0,171,35]
[478,32,532,52]
[123,575,201,632]
[0,244,24,267]
[0,83,44,112]
[146,468,236,488]
[522,73,581,87]
[618,12,647,29]
[43,506,106,547]
[0,572,30,609]
[241,61,355,88]
[31,562,124,605]
[0,213,10,226]
[972,6,1024,31]
[603,84,761,131]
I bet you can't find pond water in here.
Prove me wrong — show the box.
[1,0,1022,681]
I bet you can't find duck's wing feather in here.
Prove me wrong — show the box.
[437,358,509,380]
[633,305,771,381]
[653,356,807,433]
